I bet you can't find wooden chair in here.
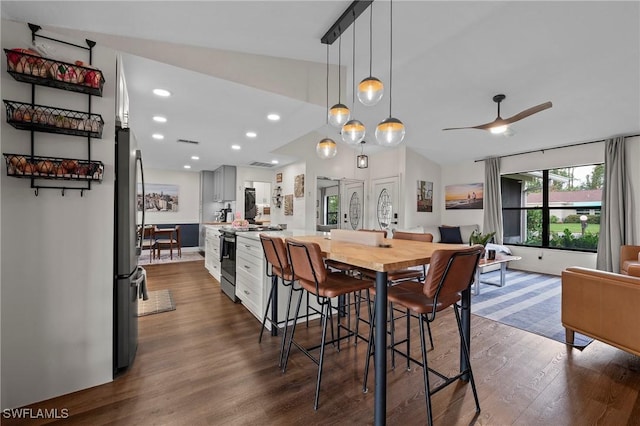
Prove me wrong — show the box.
[155,225,181,259]
[139,226,156,262]
[363,244,484,425]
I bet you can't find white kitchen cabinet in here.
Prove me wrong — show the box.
[235,233,321,331]
[205,226,222,281]
[213,165,236,202]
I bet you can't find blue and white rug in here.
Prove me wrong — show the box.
[471,270,593,349]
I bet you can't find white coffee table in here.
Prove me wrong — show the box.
[473,254,522,295]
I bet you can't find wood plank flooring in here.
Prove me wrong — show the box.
[5,260,640,425]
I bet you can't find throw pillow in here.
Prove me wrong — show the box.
[439,226,463,244]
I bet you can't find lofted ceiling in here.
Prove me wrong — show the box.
[2,1,638,172]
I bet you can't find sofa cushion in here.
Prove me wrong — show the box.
[439,226,463,244]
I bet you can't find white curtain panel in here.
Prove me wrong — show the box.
[483,157,504,244]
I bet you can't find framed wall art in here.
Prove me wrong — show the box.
[276,172,283,183]
[417,180,433,212]
[445,182,484,210]
[137,183,179,212]
[284,194,294,215]
[294,174,305,198]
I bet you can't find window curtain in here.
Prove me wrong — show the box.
[596,136,635,272]
[483,157,503,244]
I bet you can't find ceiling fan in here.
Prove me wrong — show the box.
[443,94,552,134]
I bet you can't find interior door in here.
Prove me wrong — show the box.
[371,177,399,231]
[341,180,364,230]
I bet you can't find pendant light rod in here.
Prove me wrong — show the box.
[352,14,356,109]
[368,4,373,77]
[321,0,373,45]
[338,34,342,103]
[388,0,393,117]
[325,44,330,124]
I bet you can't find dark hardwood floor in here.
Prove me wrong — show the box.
[6,261,640,425]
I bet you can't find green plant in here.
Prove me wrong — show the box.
[469,229,496,246]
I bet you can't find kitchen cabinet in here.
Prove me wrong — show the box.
[235,233,321,331]
[213,165,236,201]
[2,28,105,195]
[204,225,222,281]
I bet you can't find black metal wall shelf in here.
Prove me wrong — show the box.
[4,100,104,138]
[4,48,105,97]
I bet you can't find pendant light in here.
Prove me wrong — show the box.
[358,4,384,107]
[328,33,350,128]
[342,14,366,146]
[317,44,337,159]
[375,0,405,147]
[356,140,368,169]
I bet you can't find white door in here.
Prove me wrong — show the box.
[341,180,364,230]
[371,177,399,231]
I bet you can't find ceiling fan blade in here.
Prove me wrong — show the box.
[442,120,498,131]
[504,101,552,124]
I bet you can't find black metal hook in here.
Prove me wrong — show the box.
[80,189,84,197]
[34,187,39,196]
[61,188,65,196]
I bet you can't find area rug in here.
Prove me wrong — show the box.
[137,289,176,316]
[138,251,204,266]
[471,270,593,349]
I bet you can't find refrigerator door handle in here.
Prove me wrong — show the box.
[136,150,145,256]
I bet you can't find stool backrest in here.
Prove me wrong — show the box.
[393,231,433,242]
[423,245,483,301]
[259,234,289,276]
[359,228,388,238]
[286,238,326,285]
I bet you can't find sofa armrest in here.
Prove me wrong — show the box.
[562,267,640,356]
[621,245,640,270]
[628,264,640,277]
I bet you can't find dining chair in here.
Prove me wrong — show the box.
[363,244,483,425]
[139,226,156,262]
[283,238,374,410]
[155,225,180,259]
[258,234,296,367]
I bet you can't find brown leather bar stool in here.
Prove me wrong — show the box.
[258,234,295,367]
[283,238,374,410]
[363,244,484,425]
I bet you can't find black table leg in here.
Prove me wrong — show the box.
[460,287,471,381]
[271,275,278,336]
[374,271,388,426]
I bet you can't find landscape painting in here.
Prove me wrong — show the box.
[137,183,179,212]
[445,182,483,210]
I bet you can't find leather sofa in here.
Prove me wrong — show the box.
[620,245,640,275]
[561,266,640,356]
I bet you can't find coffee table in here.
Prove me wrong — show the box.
[473,254,522,295]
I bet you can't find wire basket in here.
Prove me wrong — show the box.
[4,48,105,96]
[4,153,104,181]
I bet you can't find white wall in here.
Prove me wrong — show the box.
[1,21,115,408]
[403,147,442,228]
[270,161,306,229]
[142,168,200,225]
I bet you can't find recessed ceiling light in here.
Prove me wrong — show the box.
[191,156,200,160]
[152,133,164,140]
[271,160,279,164]
[267,113,280,121]
[153,116,167,123]
[153,88,171,97]
[231,145,241,150]
[246,131,257,138]
[184,165,191,169]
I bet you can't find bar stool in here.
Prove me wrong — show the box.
[363,244,484,425]
[258,234,295,367]
[283,238,374,410]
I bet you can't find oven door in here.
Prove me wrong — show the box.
[220,234,236,275]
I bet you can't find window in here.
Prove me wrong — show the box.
[501,164,603,251]
[325,195,339,225]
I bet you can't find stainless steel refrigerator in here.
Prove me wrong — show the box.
[244,187,257,223]
[114,127,146,375]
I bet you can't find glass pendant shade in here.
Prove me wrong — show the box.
[316,137,338,159]
[358,77,384,106]
[328,103,350,128]
[375,117,405,147]
[357,154,369,169]
[341,119,366,145]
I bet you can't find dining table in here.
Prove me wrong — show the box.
[290,235,471,425]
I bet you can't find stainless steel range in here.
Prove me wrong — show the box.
[219,225,282,302]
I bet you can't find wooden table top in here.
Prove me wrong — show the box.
[478,254,522,267]
[288,235,467,272]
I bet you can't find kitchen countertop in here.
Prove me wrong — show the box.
[236,229,325,241]
[202,222,231,225]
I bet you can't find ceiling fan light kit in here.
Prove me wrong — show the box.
[443,93,552,134]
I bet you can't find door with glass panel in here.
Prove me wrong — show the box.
[341,180,364,230]
[371,177,399,231]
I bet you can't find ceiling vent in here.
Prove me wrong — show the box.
[177,138,200,145]
[249,161,274,168]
